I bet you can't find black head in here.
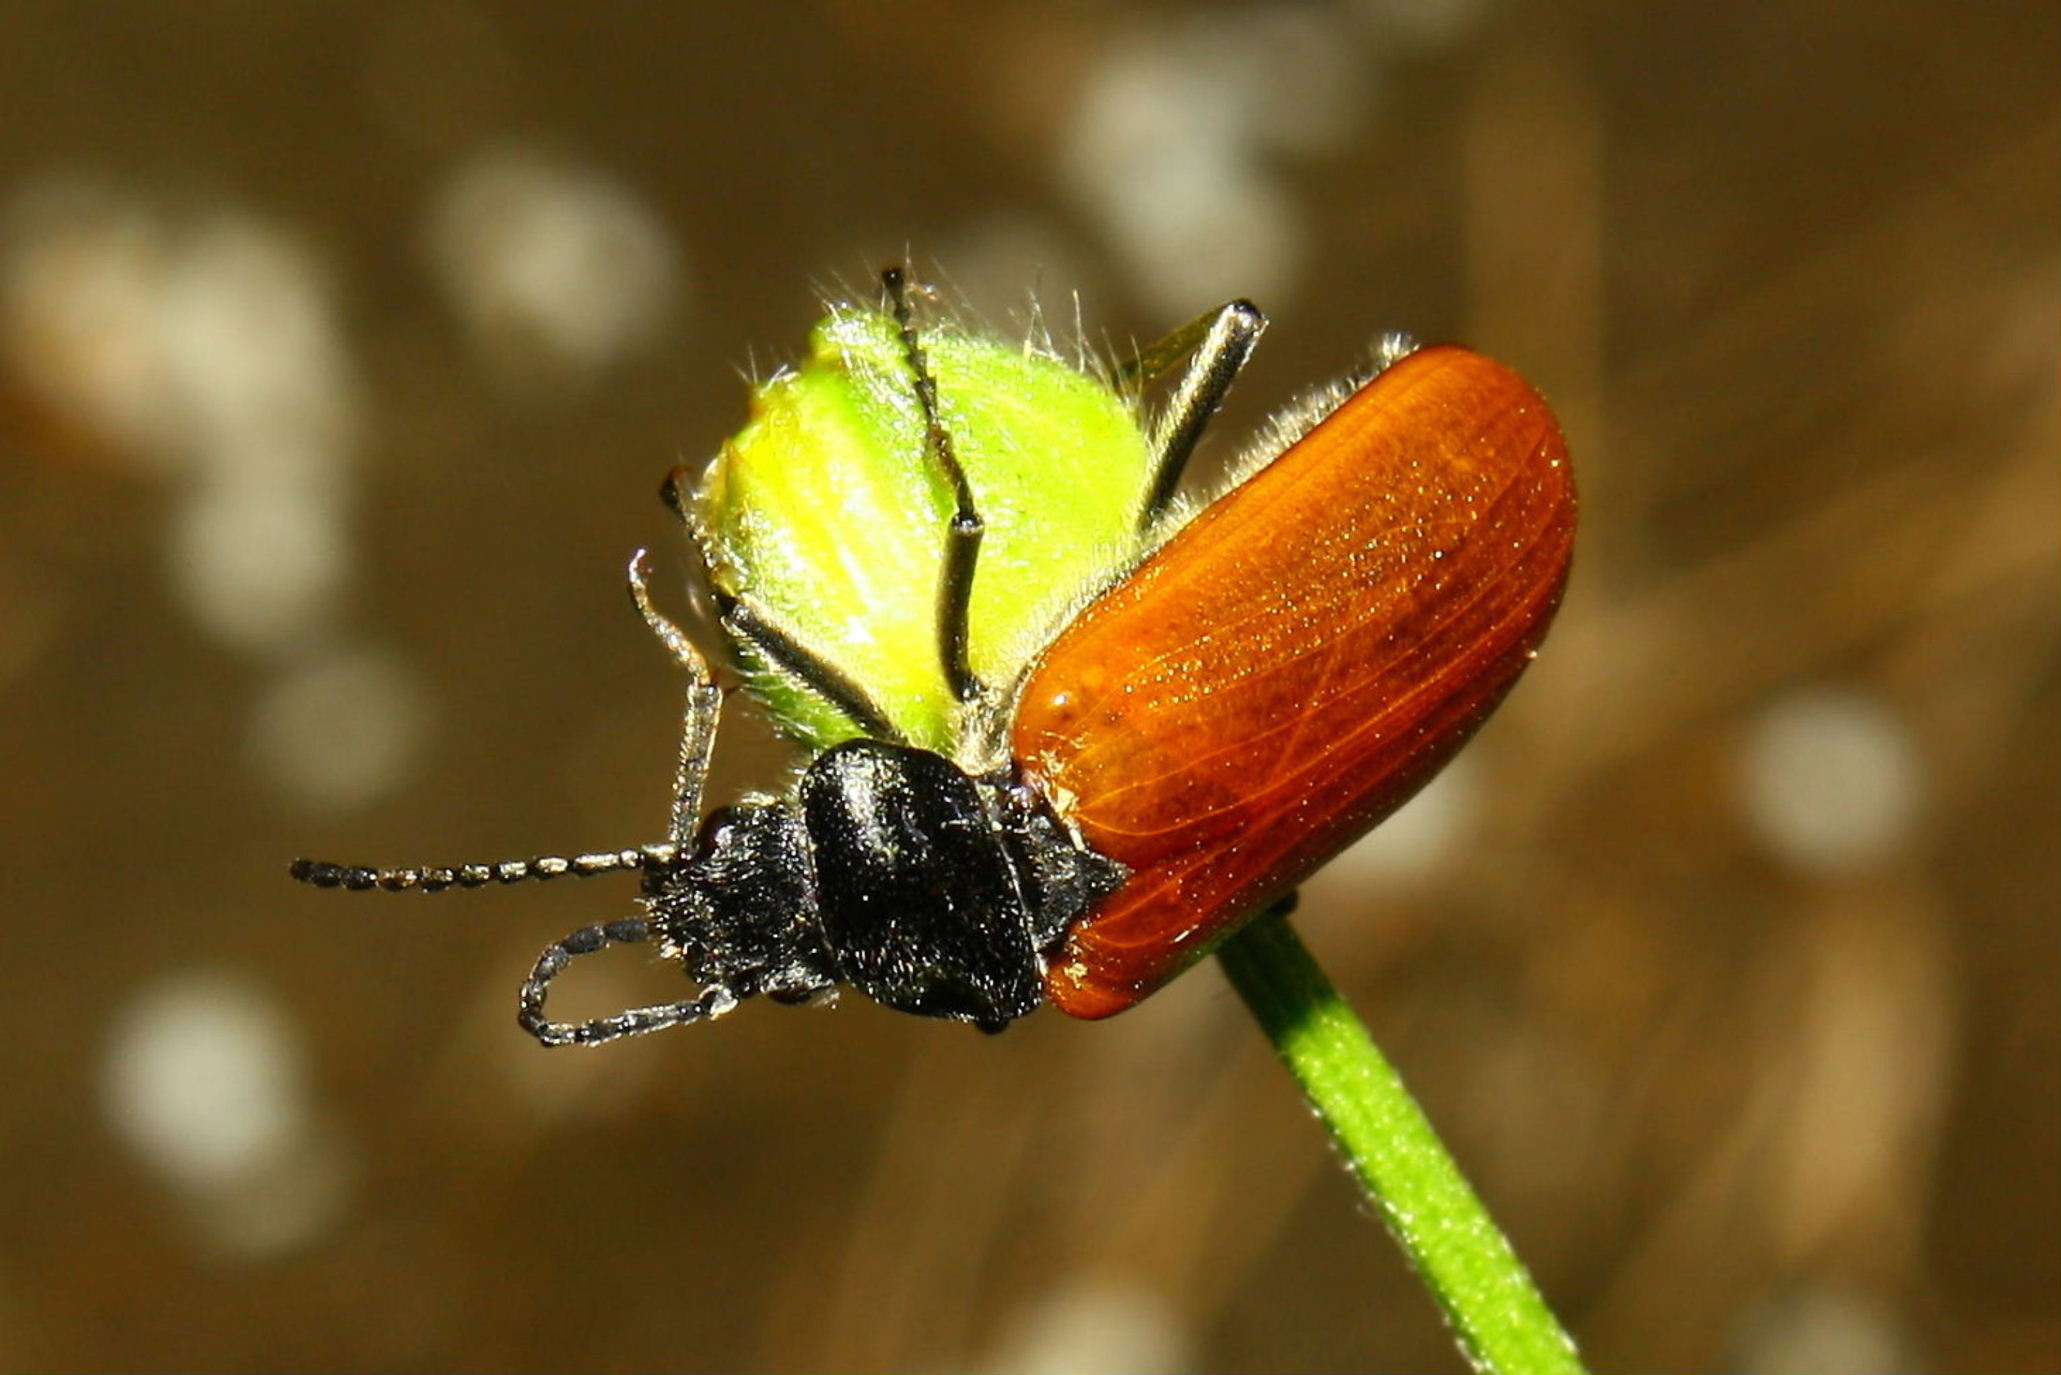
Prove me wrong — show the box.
[645,802,833,1006]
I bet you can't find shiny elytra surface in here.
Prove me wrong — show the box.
[1012,346,1577,1018]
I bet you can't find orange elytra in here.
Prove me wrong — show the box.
[1015,344,1575,1018]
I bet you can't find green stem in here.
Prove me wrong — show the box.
[1216,908,1587,1375]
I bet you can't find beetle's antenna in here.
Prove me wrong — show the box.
[290,848,676,893]
[1120,300,1266,524]
[518,917,740,1046]
[628,549,723,845]
[881,264,986,705]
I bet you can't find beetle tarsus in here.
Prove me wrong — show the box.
[1135,300,1266,523]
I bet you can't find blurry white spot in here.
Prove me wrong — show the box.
[1315,751,1482,889]
[170,474,349,654]
[1059,8,1366,315]
[1729,1281,1925,1375]
[3,186,364,655]
[148,213,363,652]
[103,970,354,1257]
[1,192,358,480]
[248,642,430,811]
[156,214,360,474]
[105,972,301,1192]
[192,1125,354,1261]
[1738,688,1923,875]
[428,148,681,388]
[1,184,181,464]
[979,1282,1190,1375]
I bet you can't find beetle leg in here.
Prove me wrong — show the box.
[518,916,741,1046]
[882,265,986,706]
[656,470,909,746]
[627,549,726,846]
[714,590,909,746]
[663,675,722,851]
[1118,300,1267,524]
[626,548,711,677]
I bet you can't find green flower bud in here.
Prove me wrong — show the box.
[693,305,1154,759]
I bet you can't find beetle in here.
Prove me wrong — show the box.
[292,270,1575,1044]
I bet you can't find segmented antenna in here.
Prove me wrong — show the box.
[288,848,677,893]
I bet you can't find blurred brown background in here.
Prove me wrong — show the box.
[1,3,2054,1372]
